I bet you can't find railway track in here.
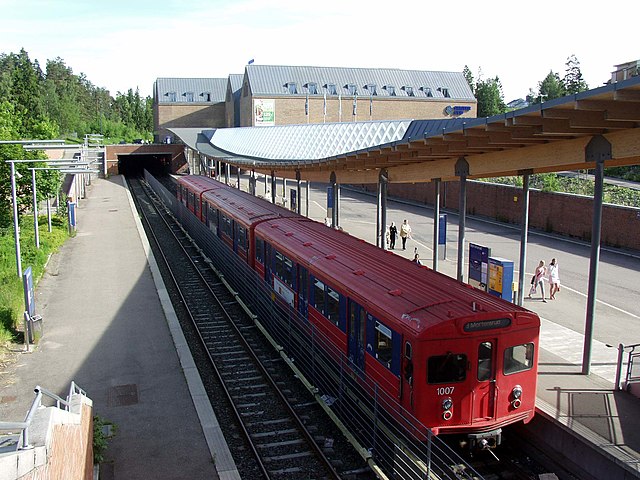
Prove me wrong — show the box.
[128,176,372,480]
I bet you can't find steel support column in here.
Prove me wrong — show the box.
[380,169,388,250]
[271,171,276,204]
[433,178,441,271]
[330,172,339,228]
[236,167,240,189]
[296,170,302,215]
[455,157,469,282]
[305,181,310,217]
[582,136,611,375]
[376,180,381,247]
[517,172,531,306]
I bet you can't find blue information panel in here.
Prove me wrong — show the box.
[69,201,77,227]
[438,214,447,245]
[488,257,514,302]
[326,187,334,209]
[468,243,491,291]
[22,266,35,317]
[290,189,297,212]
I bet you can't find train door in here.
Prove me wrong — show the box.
[401,341,414,410]
[474,339,497,421]
[298,266,309,318]
[347,300,366,373]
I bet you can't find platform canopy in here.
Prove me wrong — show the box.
[171,75,640,184]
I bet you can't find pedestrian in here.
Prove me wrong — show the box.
[413,253,422,266]
[389,222,398,249]
[528,260,548,302]
[548,258,561,300]
[400,219,412,250]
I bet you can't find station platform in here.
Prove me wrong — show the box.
[0,176,238,479]
[1,174,639,479]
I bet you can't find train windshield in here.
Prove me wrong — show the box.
[503,343,535,375]
[427,353,467,384]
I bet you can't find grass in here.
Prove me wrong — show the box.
[0,215,69,344]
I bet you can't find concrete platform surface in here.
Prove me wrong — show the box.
[0,176,221,479]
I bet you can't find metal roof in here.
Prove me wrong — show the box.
[171,75,640,181]
[155,78,228,103]
[172,120,411,165]
[245,64,475,100]
[228,74,244,94]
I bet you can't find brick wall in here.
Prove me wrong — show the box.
[155,103,226,141]
[239,95,476,126]
[362,181,640,251]
[22,403,94,480]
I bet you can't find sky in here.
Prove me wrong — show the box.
[1,0,638,103]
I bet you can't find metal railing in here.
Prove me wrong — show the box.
[0,381,86,451]
[610,343,640,391]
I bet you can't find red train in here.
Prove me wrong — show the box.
[176,175,540,447]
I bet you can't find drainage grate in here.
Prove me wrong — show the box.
[108,384,138,407]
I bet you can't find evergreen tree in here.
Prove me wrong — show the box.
[563,54,588,94]
[462,65,475,93]
[536,71,565,103]
[475,76,506,117]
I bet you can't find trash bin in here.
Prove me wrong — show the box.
[28,315,43,344]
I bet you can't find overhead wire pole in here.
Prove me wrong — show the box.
[10,161,22,278]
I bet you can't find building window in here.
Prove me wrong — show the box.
[324,83,337,95]
[345,83,358,96]
[402,85,414,97]
[184,91,194,102]
[305,82,318,94]
[201,92,211,102]
[365,83,377,95]
[166,91,177,102]
[285,82,298,94]
[439,87,450,98]
[421,86,433,97]
[383,85,396,96]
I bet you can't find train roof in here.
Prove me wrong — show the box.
[198,178,299,225]
[175,175,222,194]
[255,217,537,337]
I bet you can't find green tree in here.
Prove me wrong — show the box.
[563,54,588,94]
[463,65,475,93]
[475,76,506,117]
[536,71,565,103]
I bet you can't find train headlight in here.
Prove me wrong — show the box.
[511,385,523,408]
[442,398,453,411]
[512,385,522,399]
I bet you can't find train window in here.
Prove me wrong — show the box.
[220,214,232,238]
[326,287,340,327]
[504,343,534,375]
[375,321,393,368]
[312,278,326,315]
[255,238,264,264]
[208,205,218,231]
[202,201,208,223]
[274,250,294,287]
[428,353,467,384]
[477,342,493,382]
[238,225,247,251]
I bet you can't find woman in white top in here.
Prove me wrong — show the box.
[548,258,560,300]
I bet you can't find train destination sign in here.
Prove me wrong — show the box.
[463,318,512,332]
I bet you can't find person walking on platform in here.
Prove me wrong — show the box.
[400,219,412,250]
[413,253,422,266]
[389,222,398,249]
[528,260,548,302]
[549,258,561,300]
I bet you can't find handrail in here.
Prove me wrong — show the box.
[609,343,640,391]
[0,382,86,451]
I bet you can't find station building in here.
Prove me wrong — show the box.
[154,64,477,142]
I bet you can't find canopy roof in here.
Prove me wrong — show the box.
[171,76,640,184]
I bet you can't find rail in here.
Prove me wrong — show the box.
[0,381,86,451]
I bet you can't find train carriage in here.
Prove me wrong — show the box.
[175,175,540,448]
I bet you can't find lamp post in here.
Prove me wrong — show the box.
[10,162,23,277]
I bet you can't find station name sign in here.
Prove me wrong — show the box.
[463,318,511,332]
[444,105,472,116]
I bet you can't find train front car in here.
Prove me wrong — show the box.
[253,216,539,451]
